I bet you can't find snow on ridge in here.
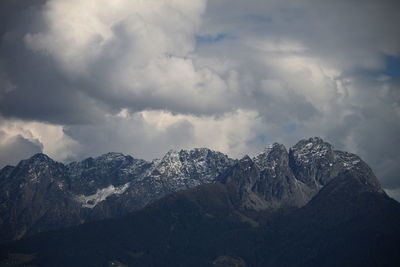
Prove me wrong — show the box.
[75,183,130,209]
[334,151,362,170]
[253,143,286,172]
[291,140,331,163]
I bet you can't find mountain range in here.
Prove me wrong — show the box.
[0,147,235,242]
[0,137,399,266]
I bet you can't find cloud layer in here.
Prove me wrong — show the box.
[0,0,400,199]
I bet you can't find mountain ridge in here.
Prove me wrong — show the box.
[0,137,388,243]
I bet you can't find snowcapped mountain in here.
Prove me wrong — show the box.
[0,137,385,242]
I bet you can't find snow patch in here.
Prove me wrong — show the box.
[292,141,330,164]
[76,183,130,209]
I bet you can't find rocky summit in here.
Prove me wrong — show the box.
[0,137,385,242]
[220,137,383,211]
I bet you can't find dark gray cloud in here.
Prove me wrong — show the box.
[0,130,43,166]
[0,0,110,124]
[201,0,400,69]
[0,0,399,199]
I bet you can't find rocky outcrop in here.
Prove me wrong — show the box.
[220,137,382,210]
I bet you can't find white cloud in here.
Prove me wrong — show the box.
[25,0,206,74]
[0,133,42,167]
[0,118,78,165]
[22,0,233,115]
[63,109,264,161]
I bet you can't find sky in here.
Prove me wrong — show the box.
[0,0,399,199]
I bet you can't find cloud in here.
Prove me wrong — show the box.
[0,128,43,167]
[13,0,234,118]
[63,109,264,161]
[0,109,264,167]
[0,0,400,200]
[2,0,231,123]
[0,118,78,166]
[201,0,400,70]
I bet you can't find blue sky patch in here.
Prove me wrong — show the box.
[283,123,298,134]
[383,56,400,78]
[195,33,235,44]
[246,134,269,146]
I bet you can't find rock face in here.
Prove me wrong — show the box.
[220,137,382,210]
[0,154,82,241]
[0,137,384,242]
[84,148,237,220]
[66,152,152,196]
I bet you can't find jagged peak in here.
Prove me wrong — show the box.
[260,142,286,155]
[11,154,61,183]
[30,153,52,161]
[159,149,180,162]
[95,152,129,160]
[160,147,229,163]
[253,143,288,171]
[291,137,332,150]
[187,147,212,154]
[99,152,125,157]
[254,143,287,161]
[290,137,333,161]
[166,149,179,155]
[307,136,324,143]
[238,155,254,165]
[17,153,56,168]
[180,147,225,156]
[69,152,135,166]
[149,148,234,181]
